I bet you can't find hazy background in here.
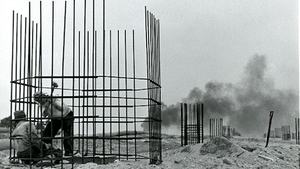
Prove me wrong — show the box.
[0,0,298,137]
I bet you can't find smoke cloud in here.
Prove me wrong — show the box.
[142,54,299,137]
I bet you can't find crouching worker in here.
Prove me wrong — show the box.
[33,91,74,156]
[11,110,48,164]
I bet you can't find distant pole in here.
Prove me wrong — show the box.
[296,118,298,144]
[265,111,274,147]
[180,103,183,146]
[201,103,204,143]
[209,119,211,139]
[298,118,300,144]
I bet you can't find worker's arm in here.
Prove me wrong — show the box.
[42,101,50,117]
[29,123,38,134]
[51,100,64,111]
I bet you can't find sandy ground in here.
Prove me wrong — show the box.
[0,135,299,169]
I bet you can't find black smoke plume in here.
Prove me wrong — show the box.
[141,54,299,137]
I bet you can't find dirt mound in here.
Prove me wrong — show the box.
[200,136,245,157]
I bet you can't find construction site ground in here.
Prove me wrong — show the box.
[0,134,299,169]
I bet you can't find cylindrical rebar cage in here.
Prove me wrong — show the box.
[281,125,291,140]
[209,118,223,139]
[180,103,204,146]
[10,1,161,167]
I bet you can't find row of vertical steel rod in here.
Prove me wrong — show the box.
[264,124,297,140]
[145,7,162,164]
[8,1,96,167]
[47,0,143,162]
[10,0,161,166]
[10,1,43,164]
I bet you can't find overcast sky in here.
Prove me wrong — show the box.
[0,0,298,120]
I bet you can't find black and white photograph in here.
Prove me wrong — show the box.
[0,0,298,168]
